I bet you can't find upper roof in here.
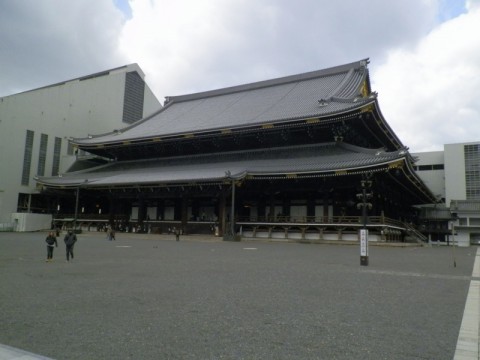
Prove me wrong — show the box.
[72,59,375,147]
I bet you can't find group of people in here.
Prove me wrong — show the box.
[45,224,187,262]
[45,229,77,262]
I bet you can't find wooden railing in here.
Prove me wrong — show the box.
[236,215,405,229]
[235,215,419,243]
[52,213,425,242]
[54,214,409,230]
[54,214,128,221]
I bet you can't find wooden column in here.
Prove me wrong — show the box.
[218,190,227,237]
[138,195,145,225]
[181,196,188,232]
[109,195,115,225]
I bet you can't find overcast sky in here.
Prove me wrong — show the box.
[1,0,478,152]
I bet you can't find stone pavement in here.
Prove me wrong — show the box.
[0,343,53,360]
[454,247,480,360]
[0,231,479,360]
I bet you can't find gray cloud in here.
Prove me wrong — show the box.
[0,0,126,96]
[1,0,477,152]
[117,0,440,100]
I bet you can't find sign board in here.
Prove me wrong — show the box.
[360,229,368,256]
[360,229,369,266]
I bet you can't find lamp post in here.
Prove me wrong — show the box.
[230,178,236,239]
[73,187,80,232]
[450,212,458,267]
[224,171,236,241]
[357,176,373,266]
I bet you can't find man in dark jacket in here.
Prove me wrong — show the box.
[45,231,58,262]
[64,230,77,262]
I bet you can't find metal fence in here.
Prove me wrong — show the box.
[0,223,14,232]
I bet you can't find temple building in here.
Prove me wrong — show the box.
[36,59,437,243]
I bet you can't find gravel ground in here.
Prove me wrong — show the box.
[0,231,476,360]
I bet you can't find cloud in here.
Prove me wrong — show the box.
[1,0,476,154]
[119,0,439,102]
[372,2,480,152]
[0,0,127,96]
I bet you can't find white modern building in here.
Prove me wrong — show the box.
[414,141,480,246]
[0,64,161,230]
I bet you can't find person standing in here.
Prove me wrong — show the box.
[174,227,180,241]
[45,231,58,262]
[64,230,77,262]
[106,226,116,241]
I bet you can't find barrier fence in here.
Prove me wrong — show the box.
[0,223,14,232]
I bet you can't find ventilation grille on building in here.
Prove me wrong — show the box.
[52,137,62,176]
[37,133,48,177]
[122,71,145,124]
[21,130,34,186]
[465,144,480,200]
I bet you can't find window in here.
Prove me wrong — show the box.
[465,144,480,200]
[21,130,34,186]
[37,133,48,176]
[52,137,62,176]
[416,164,444,171]
[418,165,432,171]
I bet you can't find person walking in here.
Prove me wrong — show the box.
[106,226,116,241]
[64,229,77,262]
[45,231,58,262]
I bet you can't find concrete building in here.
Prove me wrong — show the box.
[412,151,445,202]
[414,141,480,246]
[0,64,161,230]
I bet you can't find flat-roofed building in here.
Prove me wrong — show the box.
[414,142,480,246]
[0,64,161,229]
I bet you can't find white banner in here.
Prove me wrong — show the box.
[360,229,368,256]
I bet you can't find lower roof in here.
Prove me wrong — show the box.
[37,141,412,187]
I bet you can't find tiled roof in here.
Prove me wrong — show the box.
[73,59,373,146]
[36,142,407,188]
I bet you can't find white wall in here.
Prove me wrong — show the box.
[290,205,307,219]
[11,213,52,232]
[444,143,466,204]
[0,64,161,223]
[411,151,445,201]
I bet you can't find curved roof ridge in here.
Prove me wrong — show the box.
[328,67,368,101]
[325,68,355,99]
